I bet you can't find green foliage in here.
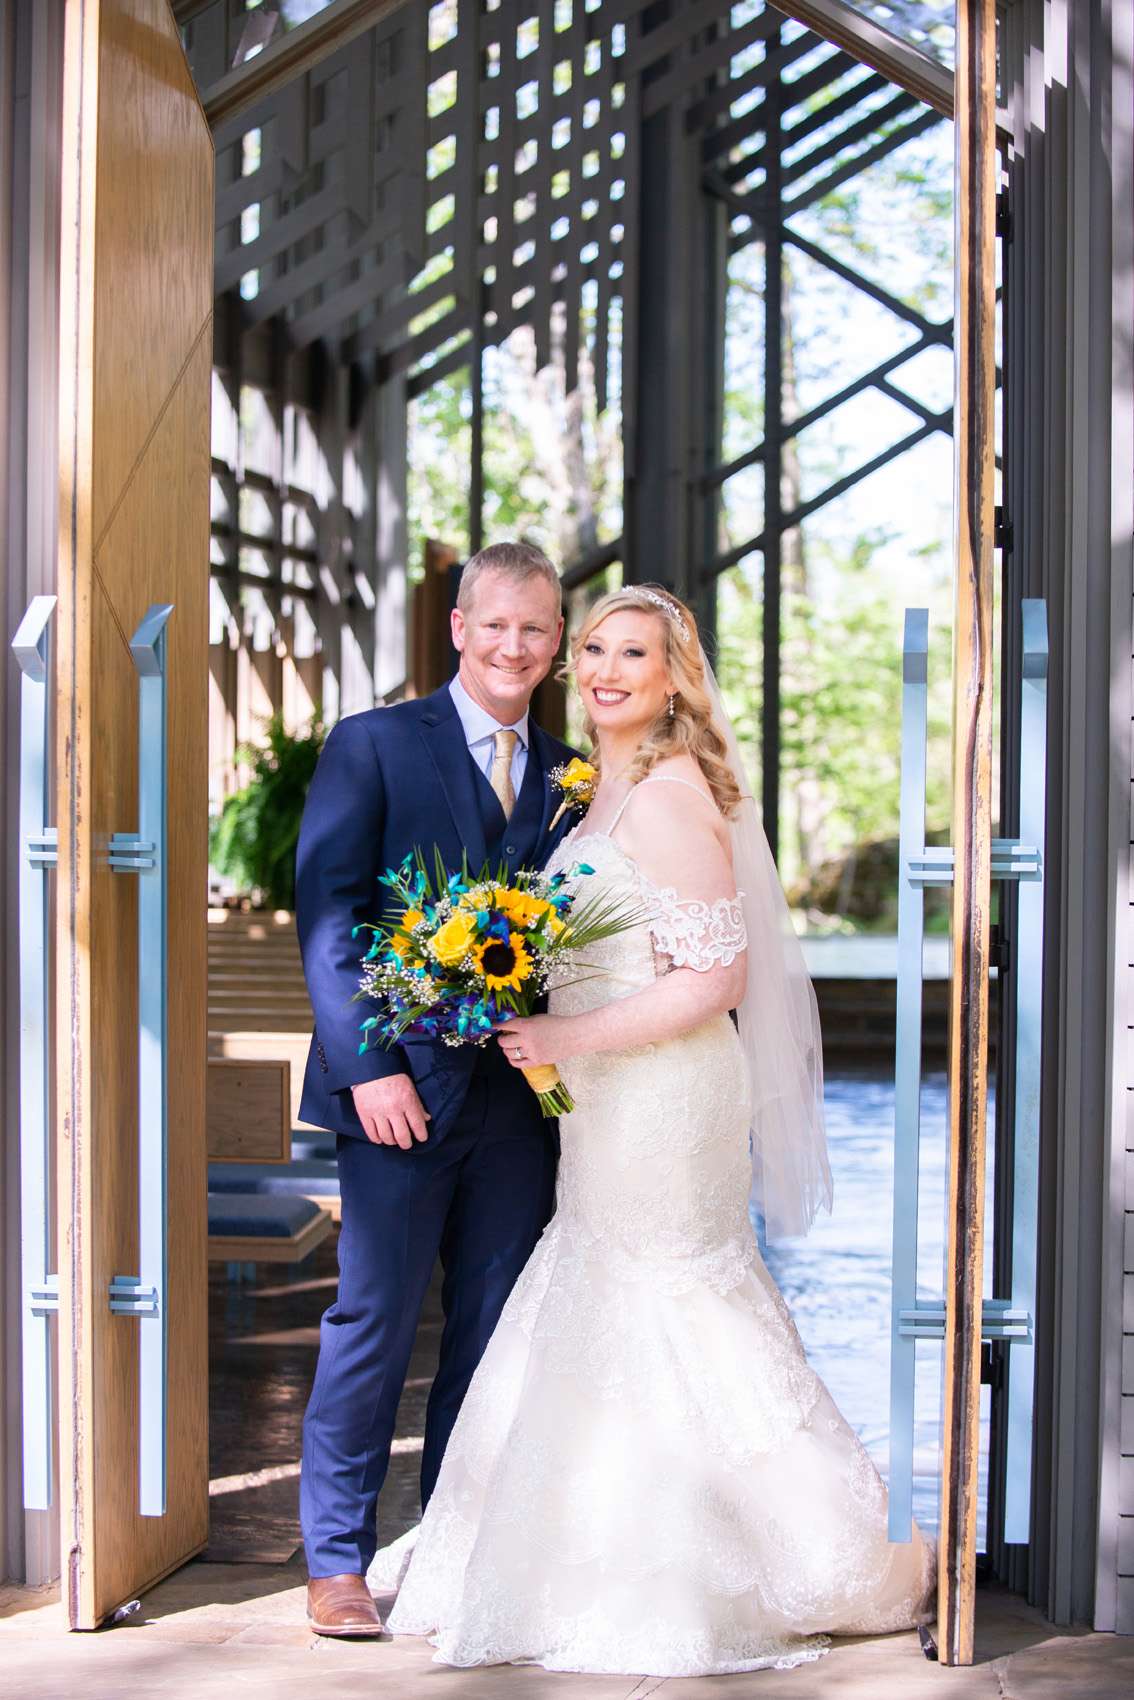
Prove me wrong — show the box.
[209,711,327,911]
[716,531,954,932]
[406,313,623,576]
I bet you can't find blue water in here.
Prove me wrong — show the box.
[762,1069,994,1543]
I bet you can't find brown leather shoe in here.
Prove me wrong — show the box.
[306,1573,385,1638]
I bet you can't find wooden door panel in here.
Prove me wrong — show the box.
[89,0,214,543]
[57,0,212,1629]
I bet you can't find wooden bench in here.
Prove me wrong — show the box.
[207,1029,314,1129]
[207,1192,334,1267]
[206,911,343,1242]
[207,908,314,1031]
[207,1056,291,1163]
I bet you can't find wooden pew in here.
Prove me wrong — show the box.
[207,1193,333,1265]
[206,910,341,1234]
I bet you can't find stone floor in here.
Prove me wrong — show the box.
[2,1573,1131,1700]
[4,1230,1131,1698]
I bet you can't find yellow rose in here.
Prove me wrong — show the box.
[429,911,478,967]
[562,757,596,789]
[458,886,492,911]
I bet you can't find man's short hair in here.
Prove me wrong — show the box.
[456,541,562,614]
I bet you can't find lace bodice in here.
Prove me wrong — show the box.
[545,774,747,999]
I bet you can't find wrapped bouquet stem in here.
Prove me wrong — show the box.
[515,1062,573,1116]
[354,848,641,1116]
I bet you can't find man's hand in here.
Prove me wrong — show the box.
[351,1075,431,1148]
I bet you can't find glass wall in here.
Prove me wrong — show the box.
[716,35,956,936]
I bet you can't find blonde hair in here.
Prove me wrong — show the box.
[567,584,742,818]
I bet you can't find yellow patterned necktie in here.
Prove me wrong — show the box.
[489,728,518,821]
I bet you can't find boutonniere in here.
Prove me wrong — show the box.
[548,757,597,830]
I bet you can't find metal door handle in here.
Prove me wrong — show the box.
[108,604,173,1518]
[889,602,1047,1545]
[888,607,929,1543]
[13,595,60,1511]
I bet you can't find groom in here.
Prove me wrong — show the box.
[295,542,579,1637]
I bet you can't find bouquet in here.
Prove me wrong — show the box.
[355,849,640,1116]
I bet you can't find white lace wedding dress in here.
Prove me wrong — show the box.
[372,795,935,1676]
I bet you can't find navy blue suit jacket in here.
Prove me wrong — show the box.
[295,683,580,1142]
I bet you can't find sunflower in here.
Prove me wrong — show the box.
[390,906,425,958]
[472,930,533,993]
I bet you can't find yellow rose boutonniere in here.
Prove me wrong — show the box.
[549,757,597,830]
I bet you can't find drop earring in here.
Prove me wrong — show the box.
[667,693,676,720]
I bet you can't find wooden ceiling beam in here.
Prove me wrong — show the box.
[201,0,414,133]
[769,0,954,117]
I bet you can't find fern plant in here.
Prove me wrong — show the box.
[209,710,327,911]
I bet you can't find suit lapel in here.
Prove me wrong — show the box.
[528,721,569,855]
[417,687,489,872]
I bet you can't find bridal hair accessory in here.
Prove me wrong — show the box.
[701,654,833,1241]
[631,586,692,641]
[548,756,598,830]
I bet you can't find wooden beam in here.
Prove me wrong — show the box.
[202,0,414,133]
[170,0,216,23]
[938,0,997,1668]
[770,0,955,117]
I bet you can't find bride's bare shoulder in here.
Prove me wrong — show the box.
[618,759,727,855]
[616,767,733,888]
[646,753,715,803]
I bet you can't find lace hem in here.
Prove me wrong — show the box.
[387,1568,833,1677]
[419,1624,831,1678]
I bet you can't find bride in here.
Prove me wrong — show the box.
[372,584,935,1675]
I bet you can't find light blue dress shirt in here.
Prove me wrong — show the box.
[448,673,529,796]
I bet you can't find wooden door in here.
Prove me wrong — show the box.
[55,0,213,1629]
[939,0,998,1667]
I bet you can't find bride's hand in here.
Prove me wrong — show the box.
[493,1014,570,1069]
